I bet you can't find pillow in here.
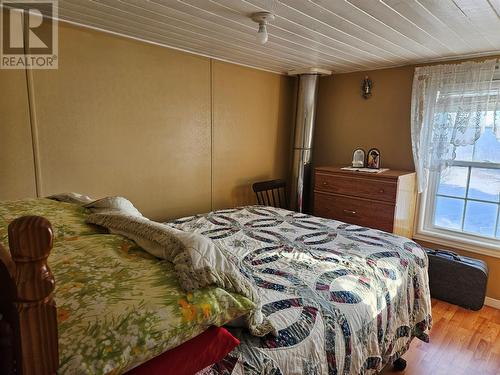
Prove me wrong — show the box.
[47,192,94,205]
[84,196,143,217]
[127,327,239,375]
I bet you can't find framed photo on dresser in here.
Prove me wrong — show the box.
[351,148,366,168]
[367,148,381,169]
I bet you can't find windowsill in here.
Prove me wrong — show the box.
[414,228,500,259]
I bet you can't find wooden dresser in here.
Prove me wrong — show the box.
[313,166,417,237]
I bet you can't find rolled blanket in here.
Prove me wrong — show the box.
[87,210,275,337]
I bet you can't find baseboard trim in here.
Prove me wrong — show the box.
[485,297,500,309]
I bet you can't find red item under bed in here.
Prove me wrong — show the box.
[127,326,239,375]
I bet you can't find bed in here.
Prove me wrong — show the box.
[0,198,432,374]
[0,198,253,374]
[167,206,432,374]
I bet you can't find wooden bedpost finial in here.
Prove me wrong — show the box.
[8,216,59,375]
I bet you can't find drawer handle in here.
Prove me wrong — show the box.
[322,181,328,185]
[379,189,384,193]
[343,209,357,215]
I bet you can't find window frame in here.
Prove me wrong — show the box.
[415,160,500,258]
[414,70,500,257]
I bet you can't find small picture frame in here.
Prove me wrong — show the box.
[367,148,381,169]
[351,148,366,168]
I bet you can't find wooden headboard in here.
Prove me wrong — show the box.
[0,216,58,375]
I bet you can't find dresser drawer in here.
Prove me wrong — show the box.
[314,192,394,232]
[315,172,397,202]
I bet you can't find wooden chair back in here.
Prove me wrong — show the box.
[252,179,288,209]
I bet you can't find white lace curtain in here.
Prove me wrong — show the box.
[411,59,500,192]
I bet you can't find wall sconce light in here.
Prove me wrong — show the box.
[361,76,372,99]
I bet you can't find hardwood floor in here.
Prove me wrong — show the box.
[382,299,500,375]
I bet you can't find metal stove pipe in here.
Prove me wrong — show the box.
[288,69,331,212]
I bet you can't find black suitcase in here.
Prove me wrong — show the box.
[425,248,488,310]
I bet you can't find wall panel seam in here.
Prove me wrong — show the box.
[24,69,42,197]
[210,59,214,211]
[23,19,42,197]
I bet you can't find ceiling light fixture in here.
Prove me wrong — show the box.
[251,11,275,45]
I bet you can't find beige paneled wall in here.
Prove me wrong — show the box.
[212,61,293,209]
[30,23,212,221]
[0,21,294,221]
[0,69,37,199]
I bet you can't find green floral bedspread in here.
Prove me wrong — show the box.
[0,198,254,374]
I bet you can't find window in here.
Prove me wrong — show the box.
[418,112,500,253]
[411,60,500,256]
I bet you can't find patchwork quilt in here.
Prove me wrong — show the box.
[168,206,432,375]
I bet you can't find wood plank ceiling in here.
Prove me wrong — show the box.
[39,0,500,73]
